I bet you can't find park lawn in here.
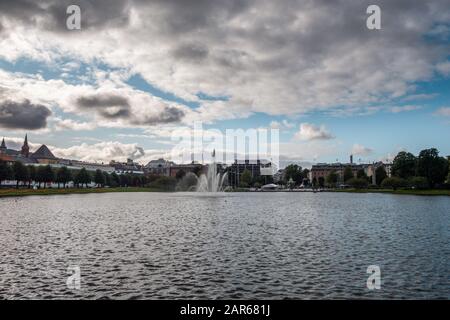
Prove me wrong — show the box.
[0,187,168,198]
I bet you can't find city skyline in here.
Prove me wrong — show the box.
[0,1,450,166]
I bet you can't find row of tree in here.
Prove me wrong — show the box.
[283,164,310,186]
[314,148,449,190]
[390,148,449,188]
[0,161,165,189]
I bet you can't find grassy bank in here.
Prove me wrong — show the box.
[1,187,449,198]
[332,188,450,196]
[0,187,169,198]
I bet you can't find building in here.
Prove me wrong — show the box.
[0,135,57,165]
[30,144,58,164]
[0,135,116,173]
[310,162,364,184]
[110,159,144,175]
[168,162,205,178]
[21,134,30,157]
[145,158,174,176]
[310,155,393,186]
[0,138,14,164]
[58,158,115,173]
[227,159,274,187]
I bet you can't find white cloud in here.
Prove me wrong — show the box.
[351,144,374,156]
[390,105,421,113]
[53,118,96,131]
[50,140,169,164]
[270,119,294,130]
[402,93,438,101]
[294,123,334,141]
[434,107,450,117]
[436,61,450,76]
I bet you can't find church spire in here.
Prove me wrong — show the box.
[21,134,30,157]
[0,137,6,151]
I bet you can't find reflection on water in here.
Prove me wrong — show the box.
[0,192,449,299]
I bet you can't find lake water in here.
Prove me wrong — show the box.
[0,192,449,299]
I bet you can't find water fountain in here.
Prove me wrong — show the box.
[196,150,228,192]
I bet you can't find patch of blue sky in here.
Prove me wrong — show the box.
[196,92,229,101]
[126,74,199,108]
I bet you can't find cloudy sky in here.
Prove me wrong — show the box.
[0,0,449,166]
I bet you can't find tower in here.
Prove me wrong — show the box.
[0,138,6,153]
[21,134,29,158]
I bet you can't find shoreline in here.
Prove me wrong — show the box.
[0,187,449,198]
[329,188,450,196]
[0,187,170,198]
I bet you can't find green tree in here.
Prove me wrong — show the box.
[318,177,325,188]
[381,177,408,190]
[56,166,72,188]
[76,168,91,188]
[343,166,354,182]
[416,148,448,187]
[175,169,186,180]
[28,165,36,188]
[42,165,55,188]
[284,164,303,185]
[148,176,177,191]
[12,161,29,188]
[409,176,429,190]
[326,170,338,187]
[35,166,46,188]
[132,175,142,187]
[120,174,129,187]
[392,151,416,179]
[375,166,387,186]
[0,160,13,186]
[356,168,368,180]
[94,169,106,187]
[302,168,310,186]
[103,172,111,187]
[110,172,120,187]
[240,169,252,188]
[348,177,369,189]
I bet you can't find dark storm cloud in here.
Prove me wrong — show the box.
[139,0,251,34]
[76,94,131,119]
[75,94,184,125]
[76,94,130,108]
[132,106,185,126]
[0,100,51,130]
[172,42,209,62]
[0,0,131,32]
[129,146,145,160]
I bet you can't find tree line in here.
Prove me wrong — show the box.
[0,161,166,189]
[382,148,449,190]
[317,148,449,190]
